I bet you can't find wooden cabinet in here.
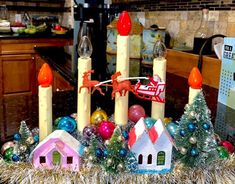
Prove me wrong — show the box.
[0,38,73,98]
[35,55,74,92]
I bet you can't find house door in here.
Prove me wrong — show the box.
[52,151,61,165]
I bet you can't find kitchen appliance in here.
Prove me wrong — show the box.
[73,0,114,81]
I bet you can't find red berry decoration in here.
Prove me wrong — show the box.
[117,11,132,36]
[220,140,235,153]
[98,121,116,140]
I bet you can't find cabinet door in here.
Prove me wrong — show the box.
[1,54,36,96]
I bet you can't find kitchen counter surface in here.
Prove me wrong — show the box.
[0,30,73,39]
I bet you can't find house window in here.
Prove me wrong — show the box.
[147,154,152,164]
[138,154,143,164]
[157,151,165,165]
[40,156,46,163]
[52,151,61,165]
[67,157,73,164]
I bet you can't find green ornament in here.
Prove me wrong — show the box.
[4,147,13,161]
[217,146,229,159]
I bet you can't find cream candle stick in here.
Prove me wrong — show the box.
[151,40,167,121]
[38,63,53,142]
[77,36,92,132]
[114,11,132,126]
[188,67,203,105]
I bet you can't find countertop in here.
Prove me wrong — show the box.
[0,30,73,39]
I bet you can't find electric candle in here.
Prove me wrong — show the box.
[188,67,203,104]
[77,36,92,132]
[38,63,53,142]
[151,40,167,121]
[114,11,131,126]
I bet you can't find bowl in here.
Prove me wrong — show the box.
[11,27,25,33]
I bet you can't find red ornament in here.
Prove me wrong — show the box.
[220,140,235,153]
[188,67,203,89]
[98,121,116,140]
[128,104,146,123]
[117,11,132,36]
[38,63,53,87]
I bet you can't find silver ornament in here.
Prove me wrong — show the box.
[117,163,124,171]
[180,147,187,155]
[190,111,196,118]
[84,147,90,154]
[189,137,197,144]
[70,113,77,119]
[88,155,94,161]
[26,136,35,145]
[105,140,110,146]
[117,136,123,142]
[19,145,27,153]
[107,158,113,166]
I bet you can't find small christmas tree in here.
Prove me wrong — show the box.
[19,121,32,143]
[174,91,219,167]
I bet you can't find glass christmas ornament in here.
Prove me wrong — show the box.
[83,126,97,139]
[153,40,167,59]
[190,148,199,157]
[90,108,108,126]
[13,133,21,141]
[189,137,197,144]
[95,148,103,158]
[12,154,20,162]
[119,148,127,157]
[78,36,93,59]
[144,117,156,129]
[217,146,229,159]
[180,130,186,137]
[166,122,179,137]
[202,123,210,130]
[98,121,115,140]
[57,116,77,133]
[128,104,145,123]
[187,122,196,132]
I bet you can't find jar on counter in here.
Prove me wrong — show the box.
[0,5,9,21]
[193,8,212,55]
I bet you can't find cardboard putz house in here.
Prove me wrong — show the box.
[128,118,174,174]
[31,130,81,171]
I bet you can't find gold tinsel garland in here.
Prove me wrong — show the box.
[0,155,235,184]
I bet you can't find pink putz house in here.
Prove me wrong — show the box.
[31,130,81,171]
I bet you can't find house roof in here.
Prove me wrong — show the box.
[31,130,81,156]
[128,117,175,149]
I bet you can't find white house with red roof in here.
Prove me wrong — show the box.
[128,117,175,174]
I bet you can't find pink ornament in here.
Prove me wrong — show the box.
[1,141,15,154]
[128,104,146,123]
[98,121,116,140]
[220,141,235,153]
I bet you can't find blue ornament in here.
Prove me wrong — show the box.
[122,131,129,140]
[12,154,20,162]
[179,130,186,137]
[190,148,199,157]
[103,149,108,157]
[95,148,103,158]
[58,116,77,133]
[166,122,179,137]
[144,117,156,129]
[119,148,127,157]
[34,135,39,143]
[202,123,210,130]
[13,133,21,141]
[188,123,196,132]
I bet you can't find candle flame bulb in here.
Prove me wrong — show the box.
[188,67,203,89]
[38,63,53,87]
[78,36,93,59]
[117,11,132,36]
[153,40,167,59]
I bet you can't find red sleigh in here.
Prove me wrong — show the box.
[79,71,165,103]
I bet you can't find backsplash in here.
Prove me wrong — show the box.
[129,9,235,49]
[113,0,235,11]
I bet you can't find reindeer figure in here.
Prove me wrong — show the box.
[111,71,133,99]
[79,70,104,95]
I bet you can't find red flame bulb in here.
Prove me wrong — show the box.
[188,67,203,89]
[38,63,53,87]
[117,11,132,36]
